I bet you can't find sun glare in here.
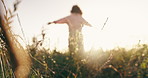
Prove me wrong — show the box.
[83,27,101,51]
[82,26,116,51]
[47,25,119,52]
[13,0,148,52]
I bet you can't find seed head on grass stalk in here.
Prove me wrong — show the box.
[0,0,32,78]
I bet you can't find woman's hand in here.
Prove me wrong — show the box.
[47,22,53,25]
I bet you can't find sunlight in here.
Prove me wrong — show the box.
[82,26,116,51]
[46,25,104,51]
[13,0,148,52]
[47,25,120,52]
[45,24,140,52]
[82,27,101,51]
[45,24,69,51]
[3,0,148,77]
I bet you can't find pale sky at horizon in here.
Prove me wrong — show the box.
[7,0,148,51]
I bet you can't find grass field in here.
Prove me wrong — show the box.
[0,0,148,77]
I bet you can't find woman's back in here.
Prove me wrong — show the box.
[66,13,87,31]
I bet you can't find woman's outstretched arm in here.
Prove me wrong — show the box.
[48,17,68,25]
[82,17,92,27]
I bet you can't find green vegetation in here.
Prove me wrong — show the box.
[26,37,148,78]
[0,0,148,77]
[1,32,148,78]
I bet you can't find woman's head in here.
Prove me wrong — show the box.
[71,5,82,15]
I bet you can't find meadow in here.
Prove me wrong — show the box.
[26,38,148,78]
[1,34,148,78]
[0,0,148,78]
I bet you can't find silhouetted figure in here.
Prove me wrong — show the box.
[48,5,92,55]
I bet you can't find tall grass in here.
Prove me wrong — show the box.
[27,35,148,78]
[0,0,148,78]
[0,0,31,78]
[0,1,15,77]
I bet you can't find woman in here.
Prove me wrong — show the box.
[48,5,92,55]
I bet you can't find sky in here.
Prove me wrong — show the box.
[7,0,148,51]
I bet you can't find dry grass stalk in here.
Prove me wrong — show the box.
[0,0,32,77]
